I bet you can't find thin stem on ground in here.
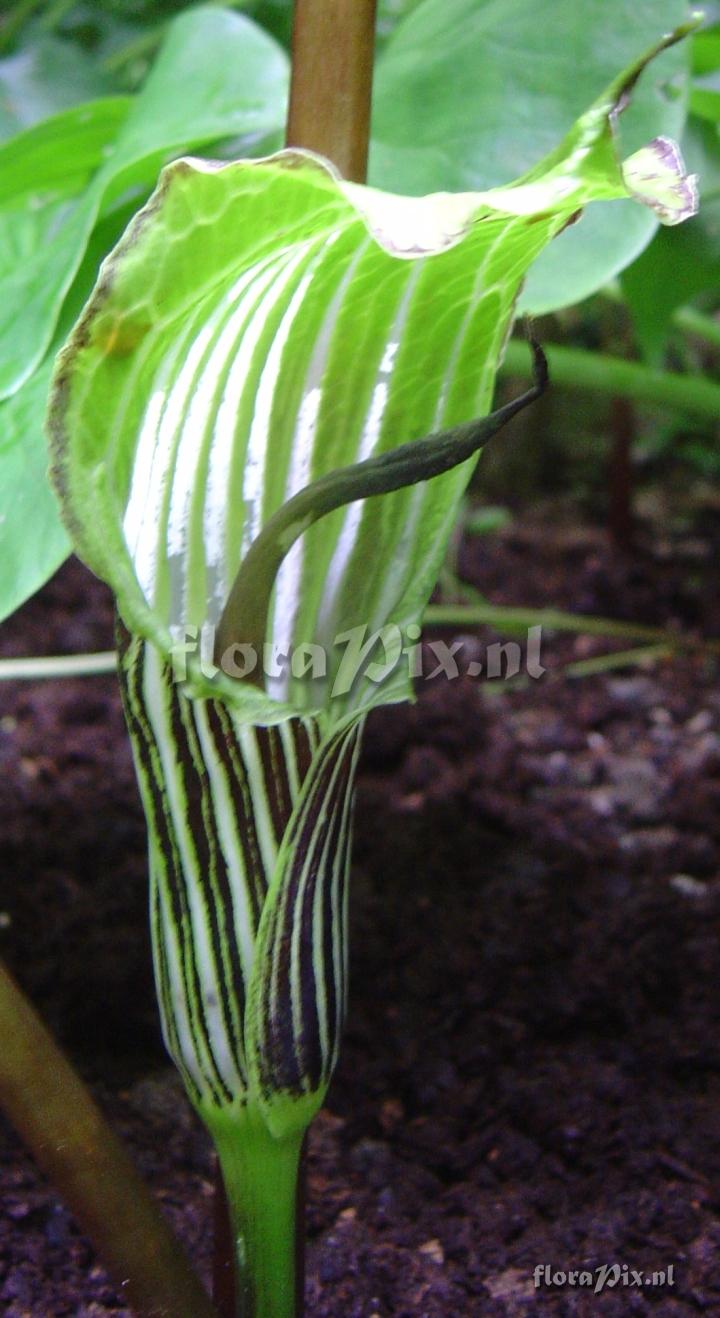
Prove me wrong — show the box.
[673,304,720,349]
[0,962,218,1318]
[564,643,673,679]
[423,601,720,655]
[3,606,719,688]
[0,652,117,681]
[608,395,637,554]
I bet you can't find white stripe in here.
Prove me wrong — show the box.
[143,646,238,1093]
[193,703,257,993]
[236,726,278,882]
[315,264,420,642]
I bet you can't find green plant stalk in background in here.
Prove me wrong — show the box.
[501,336,720,420]
[46,21,697,1318]
[0,961,218,1318]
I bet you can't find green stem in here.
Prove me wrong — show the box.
[423,600,720,653]
[673,304,720,350]
[0,651,117,681]
[564,642,673,678]
[204,1106,304,1318]
[0,962,217,1318]
[500,338,720,420]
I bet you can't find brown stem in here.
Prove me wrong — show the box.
[0,961,217,1318]
[286,0,378,182]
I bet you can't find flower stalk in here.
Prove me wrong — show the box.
[207,1107,304,1318]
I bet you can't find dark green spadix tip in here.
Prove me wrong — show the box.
[216,333,548,672]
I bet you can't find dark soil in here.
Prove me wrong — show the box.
[1,496,720,1316]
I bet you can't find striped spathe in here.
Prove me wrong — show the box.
[119,624,363,1130]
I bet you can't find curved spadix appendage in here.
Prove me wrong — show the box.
[216,336,548,670]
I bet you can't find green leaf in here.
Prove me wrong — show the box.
[0,6,289,400]
[692,20,720,75]
[48,25,695,724]
[690,79,720,121]
[245,0,295,49]
[0,359,70,623]
[0,99,134,411]
[0,97,132,204]
[689,20,720,119]
[0,35,116,140]
[370,0,692,313]
[0,195,149,626]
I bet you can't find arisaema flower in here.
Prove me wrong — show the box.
[47,26,696,1317]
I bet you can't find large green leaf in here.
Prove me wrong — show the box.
[0,6,289,401]
[0,196,152,628]
[0,97,132,204]
[0,102,133,403]
[0,36,116,140]
[370,0,691,312]
[48,27,695,724]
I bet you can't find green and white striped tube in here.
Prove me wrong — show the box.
[119,627,363,1130]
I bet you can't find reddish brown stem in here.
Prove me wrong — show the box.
[286,0,378,182]
[0,961,217,1318]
